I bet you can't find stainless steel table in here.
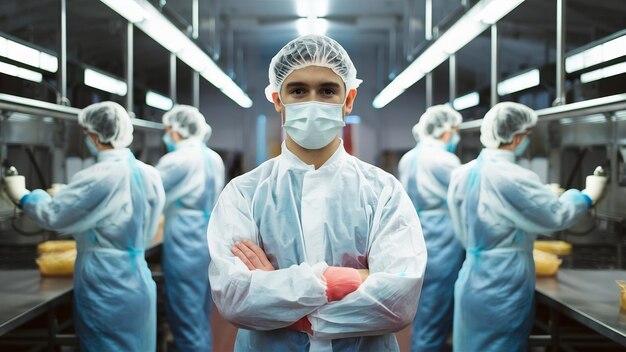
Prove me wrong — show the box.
[0,240,162,342]
[535,269,626,348]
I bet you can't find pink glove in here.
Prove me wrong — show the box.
[288,316,312,334]
[323,267,363,302]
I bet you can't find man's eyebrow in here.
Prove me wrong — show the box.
[284,81,342,89]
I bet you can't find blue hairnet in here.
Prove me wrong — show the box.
[163,105,207,139]
[415,105,463,139]
[480,102,538,149]
[77,101,133,149]
[265,34,362,102]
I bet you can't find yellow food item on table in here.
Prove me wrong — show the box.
[533,249,562,277]
[37,240,76,254]
[616,281,626,311]
[534,240,572,255]
[36,249,76,277]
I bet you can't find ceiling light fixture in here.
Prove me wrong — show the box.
[99,0,252,108]
[372,0,526,108]
[452,92,480,110]
[146,91,174,110]
[84,68,128,96]
[497,69,540,96]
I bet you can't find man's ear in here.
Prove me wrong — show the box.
[344,89,357,115]
[272,92,282,113]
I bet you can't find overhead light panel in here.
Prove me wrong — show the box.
[452,92,480,110]
[373,0,526,108]
[0,34,58,73]
[580,62,626,83]
[566,33,626,73]
[297,18,328,36]
[497,69,540,96]
[146,91,174,110]
[99,0,252,108]
[0,61,43,82]
[480,0,525,24]
[296,0,328,18]
[99,0,146,23]
[84,68,128,96]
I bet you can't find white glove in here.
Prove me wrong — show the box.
[546,183,565,197]
[3,175,31,205]
[582,174,608,205]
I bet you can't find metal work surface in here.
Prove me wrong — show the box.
[0,270,72,336]
[0,240,162,337]
[535,269,626,346]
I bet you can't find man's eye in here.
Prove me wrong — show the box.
[322,89,335,96]
[291,88,306,95]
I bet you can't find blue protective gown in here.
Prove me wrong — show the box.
[156,138,225,352]
[21,148,165,352]
[447,148,589,352]
[398,138,464,352]
[207,141,427,352]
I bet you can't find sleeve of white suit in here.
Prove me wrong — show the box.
[500,170,589,234]
[307,180,427,339]
[20,165,117,234]
[207,182,329,330]
[211,151,226,202]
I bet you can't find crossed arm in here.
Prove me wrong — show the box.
[231,240,369,332]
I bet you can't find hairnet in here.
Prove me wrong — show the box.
[265,34,362,102]
[162,105,206,139]
[480,102,538,149]
[77,101,133,149]
[416,105,463,139]
[201,123,212,143]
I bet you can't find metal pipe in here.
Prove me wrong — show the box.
[0,93,164,131]
[460,92,626,131]
[426,72,433,108]
[449,54,456,102]
[169,53,177,103]
[555,0,567,106]
[490,24,499,108]
[124,22,134,114]
[389,26,397,79]
[56,0,67,105]
[213,0,221,60]
[192,72,200,108]
[192,0,199,39]
[425,0,432,41]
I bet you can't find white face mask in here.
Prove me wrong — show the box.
[283,101,346,149]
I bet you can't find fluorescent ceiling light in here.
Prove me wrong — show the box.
[480,0,524,24]
[84,68,128,96]
[99,0,146,23]
[372,85,406,109]
[296,0,328,18]
[580,62,626,83]
[297,18,328,36]
[99,0,252,108]
[497,69,540,96]
[0,61,43,82]
[566,34,626,73]
[7,40,39,67]
[373,0,526,108]
[146,91,173,110]
[138,7,187,53]
[39,52,58,72]
[0,34,58,73]
[452,92,480,110]
[220,82,253,108]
